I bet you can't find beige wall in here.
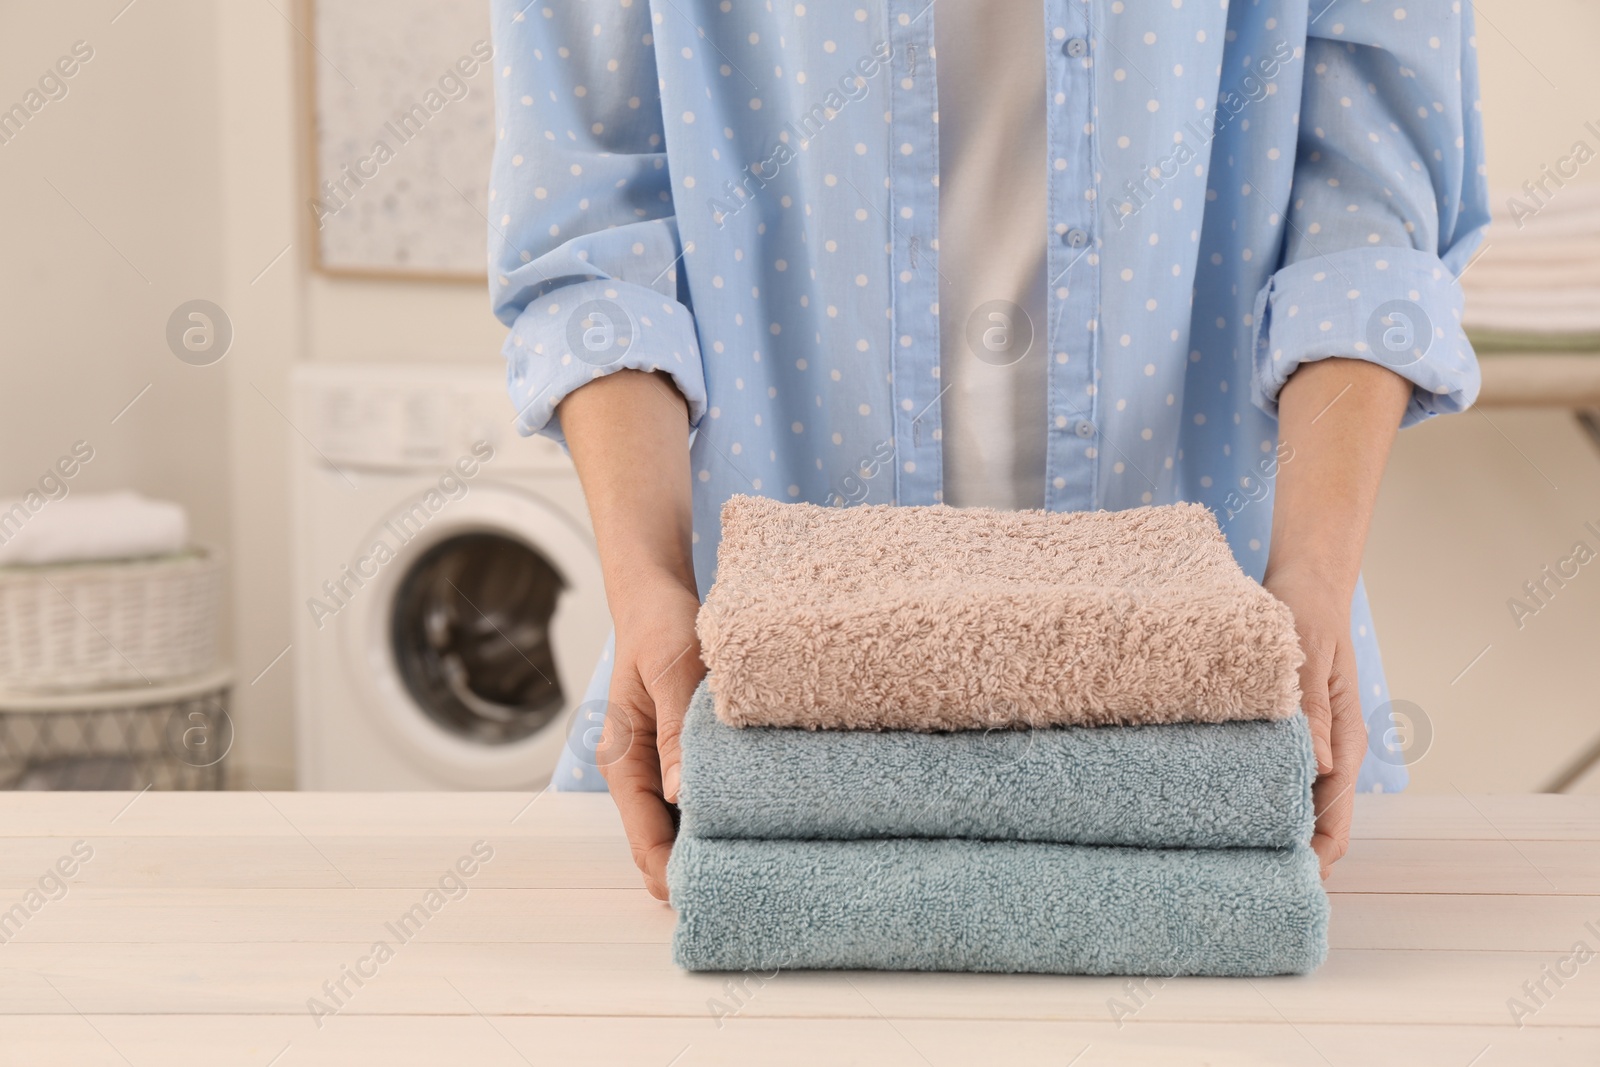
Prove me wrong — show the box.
[1368,411,1600,794]
[2,0,1596,791]
[0,0,230,569]
[1474,0,1600,195]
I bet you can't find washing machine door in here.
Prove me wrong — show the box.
[342,482,607,789]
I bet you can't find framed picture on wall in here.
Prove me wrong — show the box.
[302,0,496,281]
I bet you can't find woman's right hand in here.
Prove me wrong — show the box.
[556,368,700,902]
[599,569,706,900]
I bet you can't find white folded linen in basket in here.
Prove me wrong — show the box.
[0,491,189,566]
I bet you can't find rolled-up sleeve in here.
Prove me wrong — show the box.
[488,0,707,448]
[1251,0,1491,428]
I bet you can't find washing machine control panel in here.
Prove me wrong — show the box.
[293,366,571,474]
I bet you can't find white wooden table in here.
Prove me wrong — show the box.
[1,792,1596,1066]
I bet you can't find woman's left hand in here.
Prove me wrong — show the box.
[1261,356,1411,878]
[1264,565,1368,879]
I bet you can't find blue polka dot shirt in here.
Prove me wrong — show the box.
[491,0,1489,794]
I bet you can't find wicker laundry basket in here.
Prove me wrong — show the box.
[0,667,232,790]
[0,549,222,693]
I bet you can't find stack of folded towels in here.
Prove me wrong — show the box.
[667,496,1328,977]
[1462,183,1600,351]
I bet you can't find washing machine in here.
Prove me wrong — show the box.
[289,363,608,790]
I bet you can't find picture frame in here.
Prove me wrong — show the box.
[300,0,496,282]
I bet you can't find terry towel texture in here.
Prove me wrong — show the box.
[668,835,1329,976]
[674,498,1327,978]
[677,680,1316,849]
[698,496,1303,730]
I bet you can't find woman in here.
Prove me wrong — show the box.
[488,0,1488,899]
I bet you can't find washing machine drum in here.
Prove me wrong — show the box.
[389,532,566,745]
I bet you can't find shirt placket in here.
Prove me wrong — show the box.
[887,0,942,506]
[1044,0,1101,513]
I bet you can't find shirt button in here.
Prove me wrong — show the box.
[1064,37,1088,58]
[1074,419,1096,439]
[1064,228,1090,249]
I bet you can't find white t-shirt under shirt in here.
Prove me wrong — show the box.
[935,0,1049,510]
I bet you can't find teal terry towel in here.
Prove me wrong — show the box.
[677,680,1316,849]
[668,834,1329,976]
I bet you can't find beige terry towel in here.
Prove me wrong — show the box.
[698,496,1303,730]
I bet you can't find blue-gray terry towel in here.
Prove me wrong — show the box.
[677,680,1315,849]
[668,835,1329,976]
